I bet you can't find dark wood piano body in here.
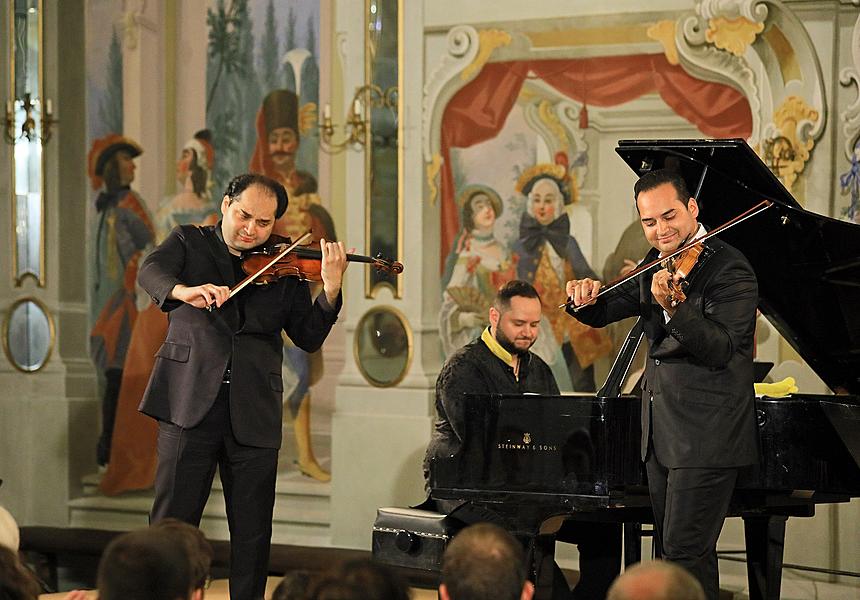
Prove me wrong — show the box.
[430,139,860,600]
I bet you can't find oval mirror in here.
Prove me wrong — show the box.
[3,298,54,372]
[354,306,412,387]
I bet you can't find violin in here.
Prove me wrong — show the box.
[661,242,712,307]
[240,234,404,283]
[207,231,403,310]
[561,199,773,311]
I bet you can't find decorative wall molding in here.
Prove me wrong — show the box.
[675,0,826,174]
[120,0,156,51]
[763,95,819,190]
[423,25,481,160]
[706,16,764,56]
[839,12,860,160]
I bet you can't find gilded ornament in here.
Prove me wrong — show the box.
[766,96,819,191]
[647,20,679,65]
[537,101,569,150]
[426,153,443,205]
[461,29,512,81]
[705,16,763,57]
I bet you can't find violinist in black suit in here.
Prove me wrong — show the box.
[137,173,346,600]
[565,169,758,600]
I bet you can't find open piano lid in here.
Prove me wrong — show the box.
[615,138,860,396]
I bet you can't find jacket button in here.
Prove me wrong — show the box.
[655,359,661,366]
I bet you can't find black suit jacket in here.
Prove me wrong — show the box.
[568,237,758,468]
[137,223,341,449]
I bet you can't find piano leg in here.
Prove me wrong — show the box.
[742,514,787,600]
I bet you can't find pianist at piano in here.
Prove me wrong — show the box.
[565,168,759,600]
[425,279,623,600]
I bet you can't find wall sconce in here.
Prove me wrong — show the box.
[318,84,397,154]
[761,135,795,175]
[4,93,56,144]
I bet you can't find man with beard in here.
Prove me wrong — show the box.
[424,279,621,600]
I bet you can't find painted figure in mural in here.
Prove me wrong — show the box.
[439,184,517,356]
[565,169,759,600]
[88,134,155,468]
[137,173,347,600]
[99,131,219,495]
[512,163,611,392]
[250,88,336,482]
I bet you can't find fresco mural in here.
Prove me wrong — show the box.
[86,0,333,493]
[436,48,755,392]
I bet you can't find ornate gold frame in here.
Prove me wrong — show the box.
[2,296,55,373]
[8,0,47,287]
[353,305,413,388]
[364,0,403,299]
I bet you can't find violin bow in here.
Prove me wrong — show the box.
[206,231,312,311]
[561,199,774,312]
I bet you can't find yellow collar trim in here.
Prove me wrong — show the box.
[481,327,514,367]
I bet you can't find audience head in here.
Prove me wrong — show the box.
[0,546,40,600]
[607,560,705,600]
[150,519,213,597]
[440,523,533,600]
[97,528,193,600]
[0,505,20,551]
[271,571,313,600]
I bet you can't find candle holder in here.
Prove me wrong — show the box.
[3,93,57,144]
[318,84,397,154]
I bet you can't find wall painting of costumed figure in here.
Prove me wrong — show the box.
[436,32,755,393]
[207,0,334,482]
[86,0,334,493]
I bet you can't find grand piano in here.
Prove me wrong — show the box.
[429,139,860,600]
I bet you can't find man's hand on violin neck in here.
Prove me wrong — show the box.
[170,283,230,309]
[319,238,350,304]
[650,268,683,316]
[565,278,601,308]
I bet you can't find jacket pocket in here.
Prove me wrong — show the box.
[269,373,284,392]
[155,341,191,363]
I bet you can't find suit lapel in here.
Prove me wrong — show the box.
[197,224,242,333]
[199,224,237,286]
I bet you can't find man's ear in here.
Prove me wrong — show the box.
[489,306,500,330]
[439,583,451,600]
[521,580,535,600]
[191,587,204,600]
[687,196,699,220]
[221,195,230,215]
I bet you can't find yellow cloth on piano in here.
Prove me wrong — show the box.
[754,377,798,397]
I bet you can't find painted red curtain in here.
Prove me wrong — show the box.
[439,53,753,270]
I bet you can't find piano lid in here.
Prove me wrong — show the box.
[615,139,860,396]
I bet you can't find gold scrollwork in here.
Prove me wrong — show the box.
[426,153,442,205]
[460,29,512,81]
[536,100,568,150]
[706,16,764,57]
[647,20,679,66]
[765,96,819,191]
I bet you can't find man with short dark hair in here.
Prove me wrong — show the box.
[425,279,622,600]
[607,560,705,600]
[151,519,214,599]
[425,280,557,478]
[98,529,193,600]
[440,523,533,600]
[566,168,758,600]
[138,173,348,600]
